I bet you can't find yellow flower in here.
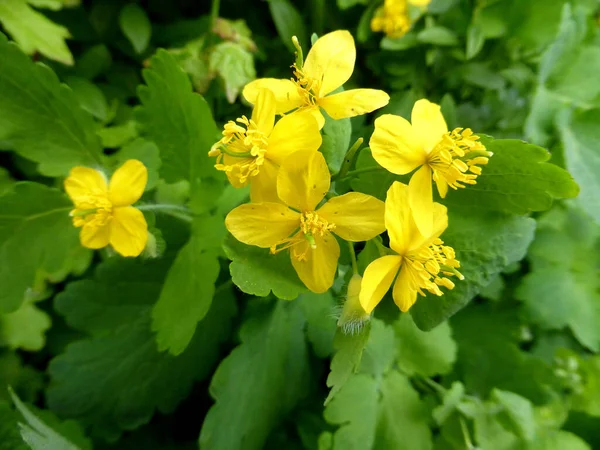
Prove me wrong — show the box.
[226,151,386,293]
[242,30,390,129]
[64,160,148,257]
[371,0,431,39]
[359,181,462,313]
[369,99,491,236]
[209,89,322,202]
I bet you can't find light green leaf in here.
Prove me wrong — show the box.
[460,398,522,450]
[325,323,371,405]
[444,137,579,215]
[223,233,307,300]
[0,0,72,64]
[209,42,256,103]
[558,109,600,223]
[200,301,310,450]
[411,210,536,330]
[359,319,396,378]
[337,0,368,9]
[572,356,600,417]
[0,33,103,176]
[0,183,85,314]
[0,401,32,450]
[433,382,465,425]
[321,112,352,175]
[466,24,485,60]
[530,431,591,450]
[66,76,109,121]
[492,389,536,442]
[516,205,600,351]
[297,291,337,358]
[136,49,221,213]
[394,313,457,377]
[151,216,224,355]
[48,255,236,440]
[119,4,151,54]
[0,302,51,351]
[268,0,308,52]
[417,26,458,46]
[10,388,83,450]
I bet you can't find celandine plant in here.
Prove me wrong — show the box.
[0,1,597,449]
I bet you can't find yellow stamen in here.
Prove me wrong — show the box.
[70,195,113,228]
[270,211,336,260]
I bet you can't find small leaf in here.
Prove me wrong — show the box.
[66,76,109,121]
[268,0,308,52]
[209,42,256,103]
[223,234,307,300]
[297,291,337,358]
[119,3,151,54]
[320,111,352,174]
[466,23,485,59]
[417,26,459,46]
[492,389,536,442]
[199,301,310,450]
[0,301,51,351]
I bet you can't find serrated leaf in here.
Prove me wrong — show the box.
[0,301,51,351]
[0,0,73,64]
[223,233,307,300]
[516,205,600,351]
[492,389,536,442]
[394,313,457,377]
[410,210,536,330]
[0,183,85,313]
[444,137,579,215]
[136,49,221,213]
[325,323,371,405]
[0,33,103,176]
[48,256,236,440]
[10,388,83,450]
[209,42,256,103]
[558,109,600,224]
[199,301,310,450]
[268,0,308,52]
[119,4,151,54]
[297,291,337,358]
[65,76,109,121]
[151,215,224,355]
[359,319,396,378]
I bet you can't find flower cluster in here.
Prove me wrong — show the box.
[371,0,432,39]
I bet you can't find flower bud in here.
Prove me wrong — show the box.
[337,274,371,334]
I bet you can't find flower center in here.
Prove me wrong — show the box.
[270,211,336,261]
[208,116,269,185]
[70,195,113,228]
[292,64,321,107]
[426,127,491,191]
[404,238,463,297]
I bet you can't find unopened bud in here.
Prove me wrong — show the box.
[337,274,371,334]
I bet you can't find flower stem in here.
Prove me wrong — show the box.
[137,204,193,223]
[347,241,358,275]
[334,137,364,181]
[336,166,387,181]
[459,416,476,450]
[210,0,220,26]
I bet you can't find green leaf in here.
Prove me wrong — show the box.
[359,319,396,378]
[268,0,308,52]
[337,0,368,9]
[325,323,371,405]
[394,313,457,377]
[410,210,536,330]
[558,109,600,223]
[321,112,352,175]
[209,42,256,103]
[571,355,600,417]
[0,33,103,176]
[48,256,236,440]
[466,24,485,60]
[417,26,458,46]
[459,398,522,450]
[491,389,536,442]
[136,49,221,212]
[297,291,337,358]
[516,205,600,350]
[0,0,73,64]
[0,301,51,351]
[9,388,85,450]
[223,233,307,300]
[65,76,109,121]
[119,4,151,54]
[0,183,85,313]
[0,402,29,450]
[322,371,432,450]
[200,300,310,450]
[433,382,465,425]
[444,137,579,215]
[530,431,591,450]
[151,216,224,355]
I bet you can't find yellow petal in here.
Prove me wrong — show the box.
[392,265,418,312]
[251,89,276,135]
[64,167,107,202]
[317,192,385,242]
[409,0,431,6]
[79,223,110,249]
[225,202,300,248]
[408,202,449,252]
[108,160,147,207]
[370,114,426,174]
[319,89,390,120]
[359,255,402,313]
[435,176,448,198]
[250,159,280,203]
[307,106,325,129]
[277,150,330,211]
[291,232,339,293]
[384,181,419,255]
[242,78,303,114]
[408,165,433,238]
[267,111,322,165]
[109,206,148,257]
[411,99,448,153]
[303,30,355,97]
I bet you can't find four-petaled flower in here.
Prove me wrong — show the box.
[371,0,432,39]
[369,99,491,237]
[226,151,386,293]
[64,159,148,257]
[242,30,390,129]
[359,181,462,313]
[209,89,322,203]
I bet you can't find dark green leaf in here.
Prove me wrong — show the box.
[321,112,352,175]
[268,0,308,52]
[119,4,152,54]
[417,26,458,46]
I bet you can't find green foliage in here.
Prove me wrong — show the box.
[119,4,152,55]
[0,300,51,351]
